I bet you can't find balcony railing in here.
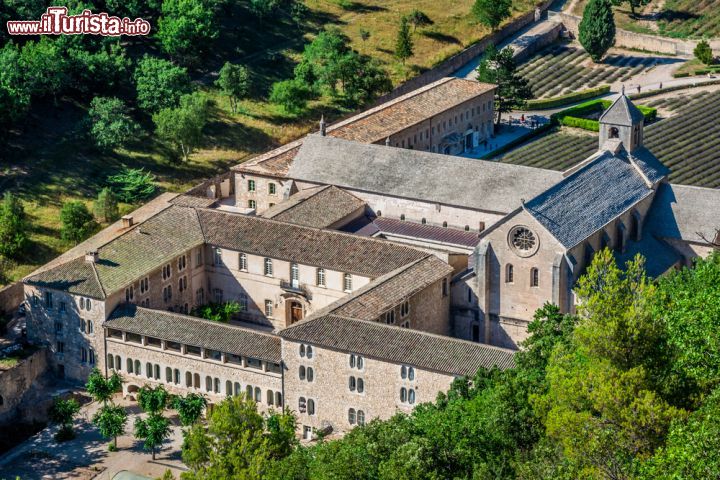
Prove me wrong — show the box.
[279,280,311,299]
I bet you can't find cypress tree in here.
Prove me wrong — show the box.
[579,0,616,63]
[395,16,413,64]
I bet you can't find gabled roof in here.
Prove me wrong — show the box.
[261,185,366,229]
[279,314,515,376]
[342,216,482,248]
[197,209,429,277]
[599,94,645,126]
[524,149,654,249]
[644,182,720,244]
[289,135,564,214]
[26,205,205,299]
[105,304,281,363]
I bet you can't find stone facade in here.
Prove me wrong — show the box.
[0,348,48,423]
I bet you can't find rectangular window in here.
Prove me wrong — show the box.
[269,183,276,195]
[264,299,273,317]
[226,353,242,365]
[45,291,53,308]
[239,253,248,271]
[264,258,273,276]
[146,337,162,347]
[57,342,64,353]
[126,332,142,343]
[185,345,202,356]
[107,329,123,339]
[59,301,66,313]
[248,199,256,209]
[239,294,248,311]
[214,248,222,266]
[196,249,203,267]
[54,321,63,333]
[246,357,262,369]
[205,349,222,361]
[267,362,282,374]
[316,268,325,287]
[166,341,182,351]
[248,179,255,192]
[343,273,352,292]
[81,348,87,363]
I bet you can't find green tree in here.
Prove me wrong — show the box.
[60,201,97,243]
[694,39,715,65]
[49,397,81,442]
[395,16,413,64]
[476,45,532,125]
[137,385,171,415]
[93,403,128,450]
[173,393,207,427]
[0,43,31,131]
[86,368,122,405]
[105,0,162,18]
[611,0,650,17]
[93,188,120,224]
[579,0,616,63]
[215,62,251,113]
[407,9,433,32]
[135,413,171,460]
[269,79,313,114]
[181,395,297,479]
[18,36,69,101]
[134,56,192,113]
[190,301,241,323]
[248,0,281,19]
[294,28,349,95]
[0,192,28,259]
[88,97,140,151]
[107,167,157,204]
[471,0,511,31]
[157,0,220,63]
[153,92,212,161]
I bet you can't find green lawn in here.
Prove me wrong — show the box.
[0,0,541,286]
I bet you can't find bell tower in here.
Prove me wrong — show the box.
[598,87,645,152]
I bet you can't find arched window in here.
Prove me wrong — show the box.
[166,367,172,383]
[349,354,356,368]
[421,218,427,224]
[465,225,470,231]
[299,396,306,412]
[234,382,241,396]
[214,378,220,393]
[154,364,160,380]
[385,310,395,324]
[205,376,212,392]
[348,408,356,424]
[442,221,448,228]
[306,345,313,359]
[307,398,315,415]
[357,410,365,425]
[254,387,261,402]
[127,358,134,373]
[307,367,314,382]
[267,390,274,405]
[530,268,539,287]
[135,360,141,375]
[408,367,415,381]
[506,264,514,283]
[357,356,364,370]
[186,372,192,387]
[408,389,416,404]
[299,365,306,380]
[246,385,253,399]
[349,376,356,391]
[609,126,619,139]
[275,391,282,406]
[299,344,305,357]
[193,373,200,389]
[226,381,233,396]
[107,354,114,369]
[401,365,407,379]
[357,378,364,393]
[115,355,121,371]
[145,362,152,378]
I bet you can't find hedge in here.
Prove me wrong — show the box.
[479,122,554,159]
[525,85,611,110]
[552,99,657,132]
[628,79,720,100]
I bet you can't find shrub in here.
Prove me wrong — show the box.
[526,85,611,110]
[269,79,313,114]
[60,201,97,243]
[694,40,715,65]
[107,167,157,204]
[0,192,28,259]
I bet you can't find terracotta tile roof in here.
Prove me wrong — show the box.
[344,217,482,248]
[197,209,428,277]
[279,314,515,375]
[329,256,453,321]
[105,304,281,363]
[233,78,494,178]
[261,186,366,229]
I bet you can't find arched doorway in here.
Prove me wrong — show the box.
[288,300,304,325]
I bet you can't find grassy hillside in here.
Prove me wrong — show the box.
[0,0,539,286]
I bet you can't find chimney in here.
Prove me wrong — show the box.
[319,115,327,136]
[85,250,99,264]
[122,215,134,228]
[385,136,391,146]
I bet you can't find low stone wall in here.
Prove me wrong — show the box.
[374,0,556,104]
[0,282,23,318]
[551,11,720,57]
[0,348,49,424]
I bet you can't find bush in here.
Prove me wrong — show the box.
[87,97,140,151]
[694,40,715,65]
[190,301,241,323]
[525,85,611,110]
[552,98,656,132]
[107,167,157,204]
[0,192,28,259]
[60,201,97,243]
[269,79,313,113]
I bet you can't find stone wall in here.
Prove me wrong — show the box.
[374,0,557,104]
[0,282,23,317]
[551,12,720,57]
[0,348,49,424]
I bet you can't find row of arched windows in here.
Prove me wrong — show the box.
[505,265,539,287]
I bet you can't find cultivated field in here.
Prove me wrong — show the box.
[496,90,720,188]
[517,43,668,98]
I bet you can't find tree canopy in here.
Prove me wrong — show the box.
[471,0,512,31]
[476,45,532,125]
[0,192,28,259]
[579,0,616,63]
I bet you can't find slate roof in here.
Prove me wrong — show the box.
[26,205,205,298]
[629,147,670,186]
[289,135,564,214]
[524,150,654,249]
[329,256,454,321]
[197,209,429,277]
[644,183,720,244]
[261,185,366,228]
[615,233,681,278]
[233,141,303,177]
[279,314,515,376]
[105,304,282,363]
[600,94,645,126]
[344,216,482,248]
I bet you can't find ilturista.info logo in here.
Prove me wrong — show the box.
[6,7,151,36]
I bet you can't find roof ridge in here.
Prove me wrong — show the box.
[90,261,107,299]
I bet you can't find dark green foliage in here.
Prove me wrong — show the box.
[93,404,128,449]
[60,201,97,243]
[215,62,251,113]
[137,385,171,415]
[694,40,715,65]
[525,85,612,110]
[134,56,192,113]
[157,0,220,63]
[49,398,80,442]
[553,99,656,131]
[106,167,157,204]
[0,193,28,259]
[93,188,120,224]
[395,16,413,64]
[407,9,433,31]
[173,393,207,426]
[190,301,241,323]
[154,92,212,161]
[269,79,313,113]
[86,368,122,405]
[181,395,297,479]
[88,97,140,151]
[471,0,511,31]
[105,0,162,19]
[0,44,31,131]
[135,413,171,460]
[248,0,281,19]
[611,0,650,17]
[579,0,616,62]
[476,45,532,125]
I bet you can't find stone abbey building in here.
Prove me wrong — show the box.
[23,78,720,438]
